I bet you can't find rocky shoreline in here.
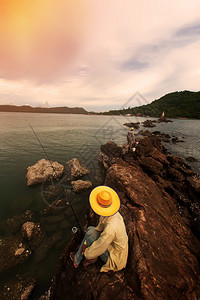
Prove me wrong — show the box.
[43,130,200,299]
[0,130,200,299]
[0,158,95,299]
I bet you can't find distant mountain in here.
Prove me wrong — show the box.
[100,91,200,119]
[0,105,88,114]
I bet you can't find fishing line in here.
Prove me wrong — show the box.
[28,122,83,233]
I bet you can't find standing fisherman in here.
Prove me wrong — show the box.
[127,127,134,152]
[70,186,128,272]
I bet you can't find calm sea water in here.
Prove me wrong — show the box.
[0,112,200,297]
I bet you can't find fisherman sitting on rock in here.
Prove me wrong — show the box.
[70,186,128,272]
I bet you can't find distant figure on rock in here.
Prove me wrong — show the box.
[70,186,128,272]
[127,127,134,151]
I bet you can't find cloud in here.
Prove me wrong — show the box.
[0,0,92,83]
[0,0,200,110]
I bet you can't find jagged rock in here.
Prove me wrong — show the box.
[148,147,169,165]
[0,236,31,272]
[99,141,123,169]
[38,288,51,300]
[168,167,185,182]
[171,137,184,143]
[15,247,25,257]
[44,136,200,300]
[65,158,89,180]
[137,129,152,137]
[187,175,200,193]
[135,136,154,156]
[186,156,198,162]
[139,156,164,174]
[50,160,200,300]
[71,180,92,193]
[21,222,35,240]
[100,141,122,158]
[166,154,186,166]
[123,122,140,129]
[152,131,161,135]
[157,116,173,123]
[21,221,45,250]
[21,284,35,300]
[142,119,156,127]
[26,159,64,186]
[104,164,200,299]
[0,274,36,300]
[0,210,33,236]
[160,133,171,139]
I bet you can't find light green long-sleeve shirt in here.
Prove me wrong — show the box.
[84,212,128,272]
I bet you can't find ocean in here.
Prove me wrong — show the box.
[0,112,200,298]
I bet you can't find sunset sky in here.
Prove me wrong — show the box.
[0,0,200,111]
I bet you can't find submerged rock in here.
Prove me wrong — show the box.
[171,136,184,143]
[187,175,200,193]
[157,116,173,123]
[123,122,140,129]
[142,119,156,127]
[186,156,198,162]
[15,247,25,257]
[0,236,31,272]
[71,180,92,193]
[0,274,36,300]
[0,210,33,236]
[26,159,64,186]
[21,222,35,240]
[65,158,90,180]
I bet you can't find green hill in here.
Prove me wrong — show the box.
[102,91,200,119]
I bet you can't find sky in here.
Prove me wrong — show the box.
[0,0,200,112]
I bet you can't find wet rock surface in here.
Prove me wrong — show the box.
[71,180,92,193]
[186,156,198,162]
[0,236,31,273]
[0,210,33,236]
[0,217,45,274]
[26,159,64,186]
[123,122,140,129]
[142,119,156,127]
[0,273,36,300]
[65,158,90,180]
[21,222,36,240]
[157,116,173,123]
[48,133,200,299]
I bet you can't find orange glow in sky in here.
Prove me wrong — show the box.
[0,0,91,82]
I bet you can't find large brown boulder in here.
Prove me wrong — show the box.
[142,120,156,127]
[26,159,64,186]
[65,158,90,180]
[71,180,92,193]
[50,162,200,300]
[45,136,200,300]
[105,163,200,299]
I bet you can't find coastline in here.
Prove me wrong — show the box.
[0,115,199,295]
[42,130,200,299]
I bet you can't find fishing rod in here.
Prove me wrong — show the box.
[29,123,83,233]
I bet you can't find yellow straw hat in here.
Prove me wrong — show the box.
[89,186,120,216]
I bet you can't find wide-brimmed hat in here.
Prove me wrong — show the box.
[89,186,120,216]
